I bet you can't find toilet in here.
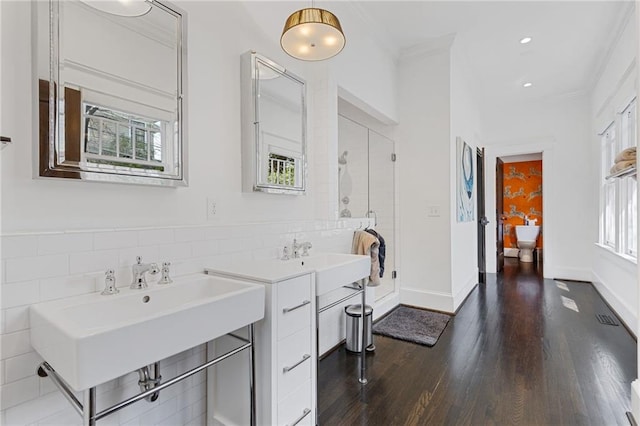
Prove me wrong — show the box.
[515,225,541,263]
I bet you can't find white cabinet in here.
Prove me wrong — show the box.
[207,271,316,426]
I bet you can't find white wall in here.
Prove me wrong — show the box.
[397,47,454,312]
[329,3,398,125]
[0,0,399,424]
[590,9,637,334]
[449,37,482,308]
[397,37,482,313]
[482,94,593,282]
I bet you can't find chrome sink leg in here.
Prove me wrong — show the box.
[249,323,256,426]
[83,387,96,426]
[359,278,368,385]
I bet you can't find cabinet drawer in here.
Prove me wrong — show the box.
[277,275,312,339]
[278,380,312,426]
[278,327,312,398]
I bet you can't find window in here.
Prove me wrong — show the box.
[267,153,296,186]
[599,98,637,258]
[601,124,617,248]
[83,103,166,171]
[621,101,637,256]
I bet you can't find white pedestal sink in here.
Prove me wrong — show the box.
[30,274,265,391]
[205,252,370,291]
[287,253,370,295]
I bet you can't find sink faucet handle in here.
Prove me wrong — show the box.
[158,262,173,285]
[281,246,291,260]
[136,256,143,264]
[101,269,119,295]
[301,242,312,257]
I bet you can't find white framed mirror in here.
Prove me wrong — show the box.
[241,51,307,195]
[36,0,187,186]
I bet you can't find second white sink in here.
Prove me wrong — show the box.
[291,253,370,295]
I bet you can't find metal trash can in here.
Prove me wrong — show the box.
[345,304,374,353]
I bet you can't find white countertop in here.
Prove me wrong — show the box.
[205,253,370,285]
[205,258,312,284]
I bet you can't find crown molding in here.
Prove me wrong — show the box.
[587,1,635,91]
[342,2,401,62]
[399,34,456,62]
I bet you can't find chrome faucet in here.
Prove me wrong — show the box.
[292,239,312,258]
[131,256,159,289]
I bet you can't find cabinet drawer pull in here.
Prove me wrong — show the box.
[283,354,310,373]
[282,300,310,314]
[287,408,311,426]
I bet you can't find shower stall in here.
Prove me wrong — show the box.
[338,114,396,301]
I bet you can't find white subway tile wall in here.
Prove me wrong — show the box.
[0,219,369,425]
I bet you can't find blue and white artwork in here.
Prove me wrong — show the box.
[456,137,475,222]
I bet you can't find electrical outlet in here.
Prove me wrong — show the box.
[207,198,218,220]
[427,206,440,217]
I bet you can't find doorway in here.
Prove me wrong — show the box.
[338,114,396,301]
[496,153,544,269]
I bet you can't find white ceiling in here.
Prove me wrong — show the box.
[242,1,632,107]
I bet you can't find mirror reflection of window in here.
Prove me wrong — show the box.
[267,153,296,187]
[83,103,166,171]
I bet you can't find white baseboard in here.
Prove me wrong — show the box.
[592,270,637,337]
[453,274,478,311]
[400,287,454,313]
[552,267,592,282]
[373,291,400,320]
[632,380,640,424]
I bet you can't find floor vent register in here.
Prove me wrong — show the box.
[596,314,619,326]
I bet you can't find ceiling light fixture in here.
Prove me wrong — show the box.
[523,82,533,88]
[79,0,152,17]
[520,37,532,44]
[281,5,345,61]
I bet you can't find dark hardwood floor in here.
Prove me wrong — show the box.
[318,259,637,425]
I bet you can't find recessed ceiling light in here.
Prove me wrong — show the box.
[523,82,533,88]
[520,37,532,44]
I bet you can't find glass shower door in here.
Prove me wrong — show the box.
[367,131,395,301]
[338,115,396,302]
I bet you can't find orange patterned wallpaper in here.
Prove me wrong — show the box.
[503,160,543,249]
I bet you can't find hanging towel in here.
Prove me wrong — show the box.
[365,228,386,278]
[352,230,380,286]
[615,147,636,163]
[610,159,636,174]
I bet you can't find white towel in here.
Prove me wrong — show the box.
[610,159,636,174]
[615,147,636,163]
[352,230,380,286]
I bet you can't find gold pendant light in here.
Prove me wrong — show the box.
[281,7,345,61]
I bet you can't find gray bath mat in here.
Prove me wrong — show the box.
[372,305,451,347]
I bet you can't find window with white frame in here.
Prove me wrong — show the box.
[83,103,166,172]
[621,100,637,256]
[599,98,637,258]
[601,123,617,248]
